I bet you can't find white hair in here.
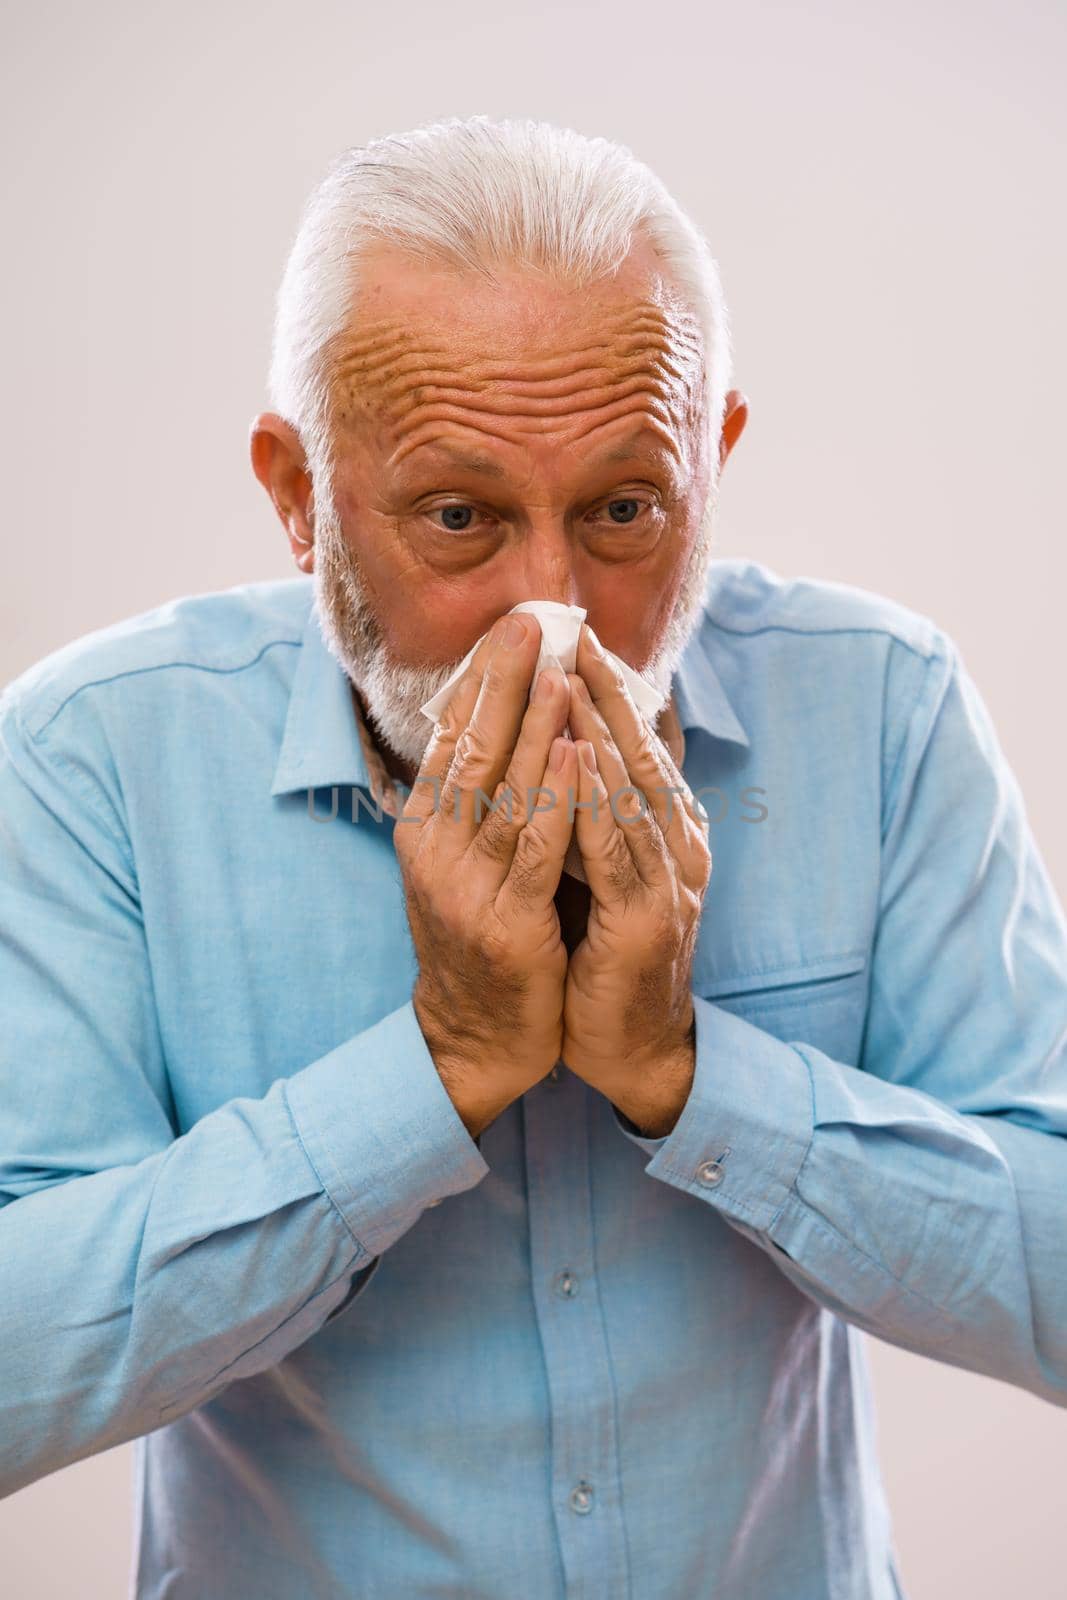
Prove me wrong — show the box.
[267,114,733,497]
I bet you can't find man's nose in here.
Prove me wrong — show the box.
[513,520,581,607]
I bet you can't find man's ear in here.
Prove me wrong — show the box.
[249,414,316,573]
[717,390,749,476]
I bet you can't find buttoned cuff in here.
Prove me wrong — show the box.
[612,994,815,1232]
[284,999,490,1259]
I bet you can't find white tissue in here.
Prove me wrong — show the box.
[418,600,666,885]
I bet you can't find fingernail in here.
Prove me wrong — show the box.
[493,615,526,649]
[574,677,593,705]
[579,741,597,774]
[584,624,604,655]
[534,667,558,703]
[549,737,568,771]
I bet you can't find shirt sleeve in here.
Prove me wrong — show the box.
[0,692,489,1500]
[614,632,1067,1409]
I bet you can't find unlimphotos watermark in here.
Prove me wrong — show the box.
[304,780,769,827]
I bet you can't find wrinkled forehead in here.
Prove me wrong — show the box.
[322,263,708,472]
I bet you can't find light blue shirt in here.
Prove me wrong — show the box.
[2,562,1066,1599]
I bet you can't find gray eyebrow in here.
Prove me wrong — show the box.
[598,437,651,463]
[419,446,508,478]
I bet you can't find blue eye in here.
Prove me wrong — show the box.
[604,498,642,524]
[435,504,476,532]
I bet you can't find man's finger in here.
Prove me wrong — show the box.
[435,614,543,858]
[464,666,573,893]
[569,739,646,906]
[571,626,706,873]
[399,619,517,826]
[497,735,579,923]
[565,672,670,887]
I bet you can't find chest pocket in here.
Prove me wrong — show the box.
[693,951,869,1066]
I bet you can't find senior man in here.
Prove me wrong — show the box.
[2,116,1066,1600]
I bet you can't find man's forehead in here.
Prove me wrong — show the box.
[327,242,701,382]
[321,238,710,473]
[325,273,706,466]
[329,297,701,379]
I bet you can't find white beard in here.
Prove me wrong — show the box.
[312,478,720,771]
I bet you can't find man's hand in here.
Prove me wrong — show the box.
[560,622,713,1137]
[395,613,576,1141]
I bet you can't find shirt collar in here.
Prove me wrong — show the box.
[670,621,750,749]
[270,596,374,797]
[270,590,748,800]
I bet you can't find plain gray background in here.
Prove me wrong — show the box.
[1,0,1064,1594]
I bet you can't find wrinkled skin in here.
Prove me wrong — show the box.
[390,615,579,1139]
[251,236,748,1136]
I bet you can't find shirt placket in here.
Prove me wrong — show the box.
[523,1065,633,1600]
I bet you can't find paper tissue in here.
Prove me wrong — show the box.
[419,600,666,885]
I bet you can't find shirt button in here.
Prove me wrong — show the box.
[569,1481,595,1515]
[696,1159,724,1187]
[554,1269,580,1298]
